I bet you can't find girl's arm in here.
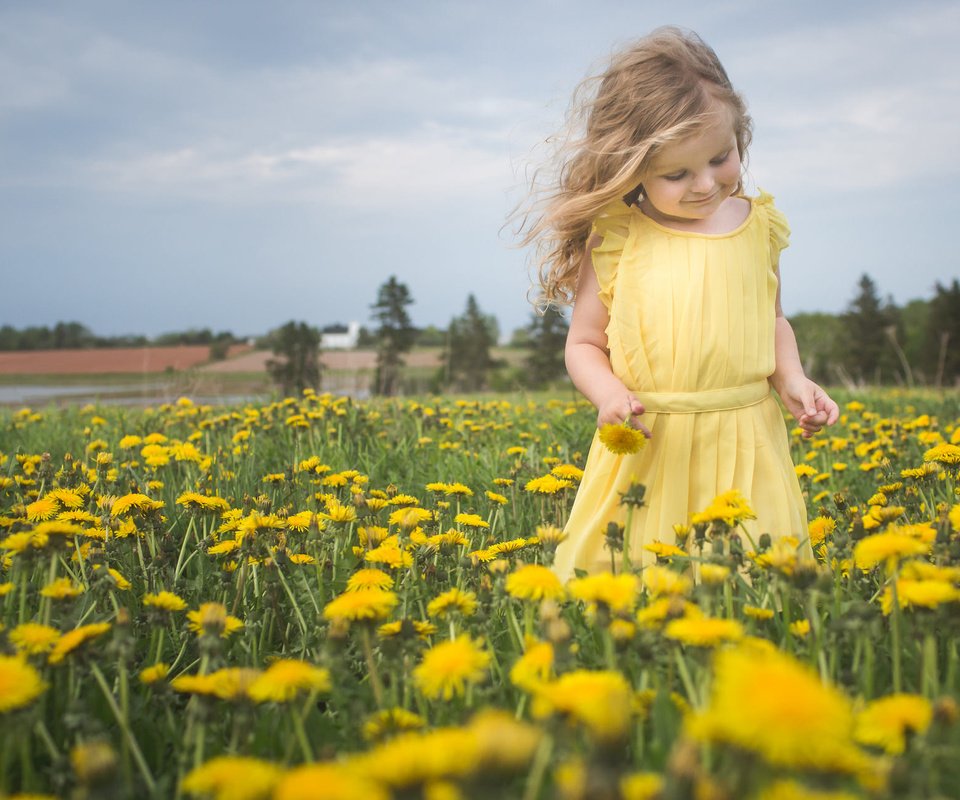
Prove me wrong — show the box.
[565,236,650,435]
[769,268,840,439]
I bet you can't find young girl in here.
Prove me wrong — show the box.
[521,27,840,579]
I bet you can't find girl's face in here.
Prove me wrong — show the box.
[639,107,742,224]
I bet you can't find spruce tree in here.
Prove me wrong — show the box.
[840,274,901,385]
[266,321,322,396]
[370,276,416,396]
[523,306,569,387]
[923,279,960,386]
[444,295,498,391]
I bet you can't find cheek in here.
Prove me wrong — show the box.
[719,156,742,183]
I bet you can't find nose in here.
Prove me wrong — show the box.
[691,171,715,194]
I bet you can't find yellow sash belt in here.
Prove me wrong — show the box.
[631,379,771,414]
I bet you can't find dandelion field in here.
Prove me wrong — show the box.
[2,390,960,800]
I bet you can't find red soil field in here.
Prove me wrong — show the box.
[0,345,252,375]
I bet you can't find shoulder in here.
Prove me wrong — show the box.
[752,189,790,257]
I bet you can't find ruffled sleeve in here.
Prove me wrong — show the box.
[754,190,790,268]
[589,199,632,309]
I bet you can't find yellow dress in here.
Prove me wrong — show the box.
[554,191,808,580]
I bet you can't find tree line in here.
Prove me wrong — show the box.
[6,272,957,396]
[791,275,960,389]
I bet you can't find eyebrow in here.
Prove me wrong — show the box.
[656,147,732,174]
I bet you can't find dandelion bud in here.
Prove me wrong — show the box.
[71,740,118,787]
[604,522,624,554]
[934,696,960,726]
[546,616,571,645]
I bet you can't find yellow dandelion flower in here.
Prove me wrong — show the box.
[568,572,639,613]
[854,693,932,755]
[39,577,85,599]
[443,482,474,497]
[0,655,48,712]
[598,423,647,455]
[664,616,744,647]
[346,568,394,592]
[377,619,437,640]
[48,622,112,664]
[620,772,664,800]
[26,497,58,522]
[487,537,532,557]
[523,474,573,494]
[644,541,687,559]
[485,490,508,505]
[365,544,414,569]
[413,635,491,700]
[139,663,170,684]
[686,643,865,773]
[510,640,554,692]
[743,605,775,620]
[756,780,861,800]
[207,539,240,556]
[247,659,331,704]
[323,589,398,624]
[181,756,283,800]
[923,443,960,464]
[880,578,960,614]
[854,532,929,572]
[187,602,244,638]
[690,490,756,527]
[533,670,633,742]
[551,464,584,481]
[794,463,817,478]
[363,707,426,743]
[808,516,836,548]
[453,512,489,529]
[388,506,433,528]
[505,564,566,602]
[789,619,811,637]
[427,588,478,619]
[111,493,163,516]
[279,765,390,800]
[642,565,692,597]
[9,623,60,655]
[143,590,187,612]
[176,492,231,513]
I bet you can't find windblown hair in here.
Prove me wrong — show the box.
[517,27,752,307]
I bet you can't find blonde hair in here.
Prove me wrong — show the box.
[517,27,752,306]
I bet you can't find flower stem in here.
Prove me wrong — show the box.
[360,625,385,708]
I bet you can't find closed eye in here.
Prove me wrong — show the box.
[663,170,686,181]
[710,151,731,166]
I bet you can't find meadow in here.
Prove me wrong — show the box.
[2,388,960,800]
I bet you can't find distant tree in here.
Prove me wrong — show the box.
[522,306,569,387]
[415,325,447,348]
[443,295,499,391]
[899,298,931,382]
[923,279,960,386]
[839,274,901,385]
[355,326,377,348]
[52,321,95,349]
[789,312,845,386]
[266,321,322,396]
[370,276,416,396]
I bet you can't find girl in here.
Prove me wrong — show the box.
[520,27,839,579]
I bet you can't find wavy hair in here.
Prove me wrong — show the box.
[516,27,752,307]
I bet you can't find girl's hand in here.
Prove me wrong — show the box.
[597,393,651,438]
[777,377,840,439]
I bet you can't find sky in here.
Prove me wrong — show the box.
[2,0,958,340]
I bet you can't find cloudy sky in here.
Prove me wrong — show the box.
[2,0,958,340]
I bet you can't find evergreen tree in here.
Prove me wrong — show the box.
[923,279,960,386]
[266,321,322,396]
[523,306,569,387]
[370,276,416,396]
[840,274,901,385]
[443,295,499,391]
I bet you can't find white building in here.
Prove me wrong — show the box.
[320,321,360,350]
